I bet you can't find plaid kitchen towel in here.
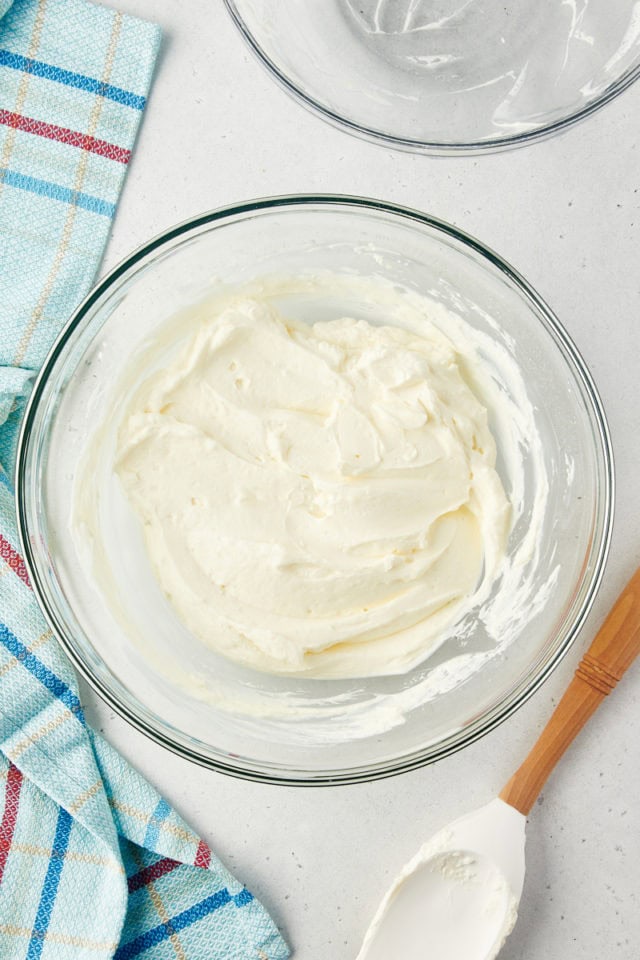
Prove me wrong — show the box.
[0,1,290,958]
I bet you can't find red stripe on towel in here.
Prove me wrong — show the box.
[0,109,131,163]
[0,533,31,588]
[0,763,24,883]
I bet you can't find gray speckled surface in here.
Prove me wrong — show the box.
[86,2,640,956]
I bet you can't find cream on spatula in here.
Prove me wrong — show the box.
[357,567,640,960]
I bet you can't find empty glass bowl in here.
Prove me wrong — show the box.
[225,0,640,153]
[17,196,613,784]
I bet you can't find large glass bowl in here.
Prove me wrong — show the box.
[224,0,640,153]
[17,196,613,784]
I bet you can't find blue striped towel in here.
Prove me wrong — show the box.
[0,1,290,958]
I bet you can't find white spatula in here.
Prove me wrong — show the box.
[357,567,640,960]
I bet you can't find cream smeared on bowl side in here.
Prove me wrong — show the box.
[74,273,551,739]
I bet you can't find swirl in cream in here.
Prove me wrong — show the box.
[115,297,510,678]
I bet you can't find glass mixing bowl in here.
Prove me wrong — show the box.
[17,196,613,784]
[224,0,640,153]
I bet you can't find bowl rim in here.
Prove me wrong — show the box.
[17,194,615,785]
[223,0,640,155]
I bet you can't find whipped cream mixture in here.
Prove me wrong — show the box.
[114,294,511,678]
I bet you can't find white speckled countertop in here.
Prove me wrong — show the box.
[88,2,639,956]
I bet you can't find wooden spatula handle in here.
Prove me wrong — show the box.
[499,566,640,816]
